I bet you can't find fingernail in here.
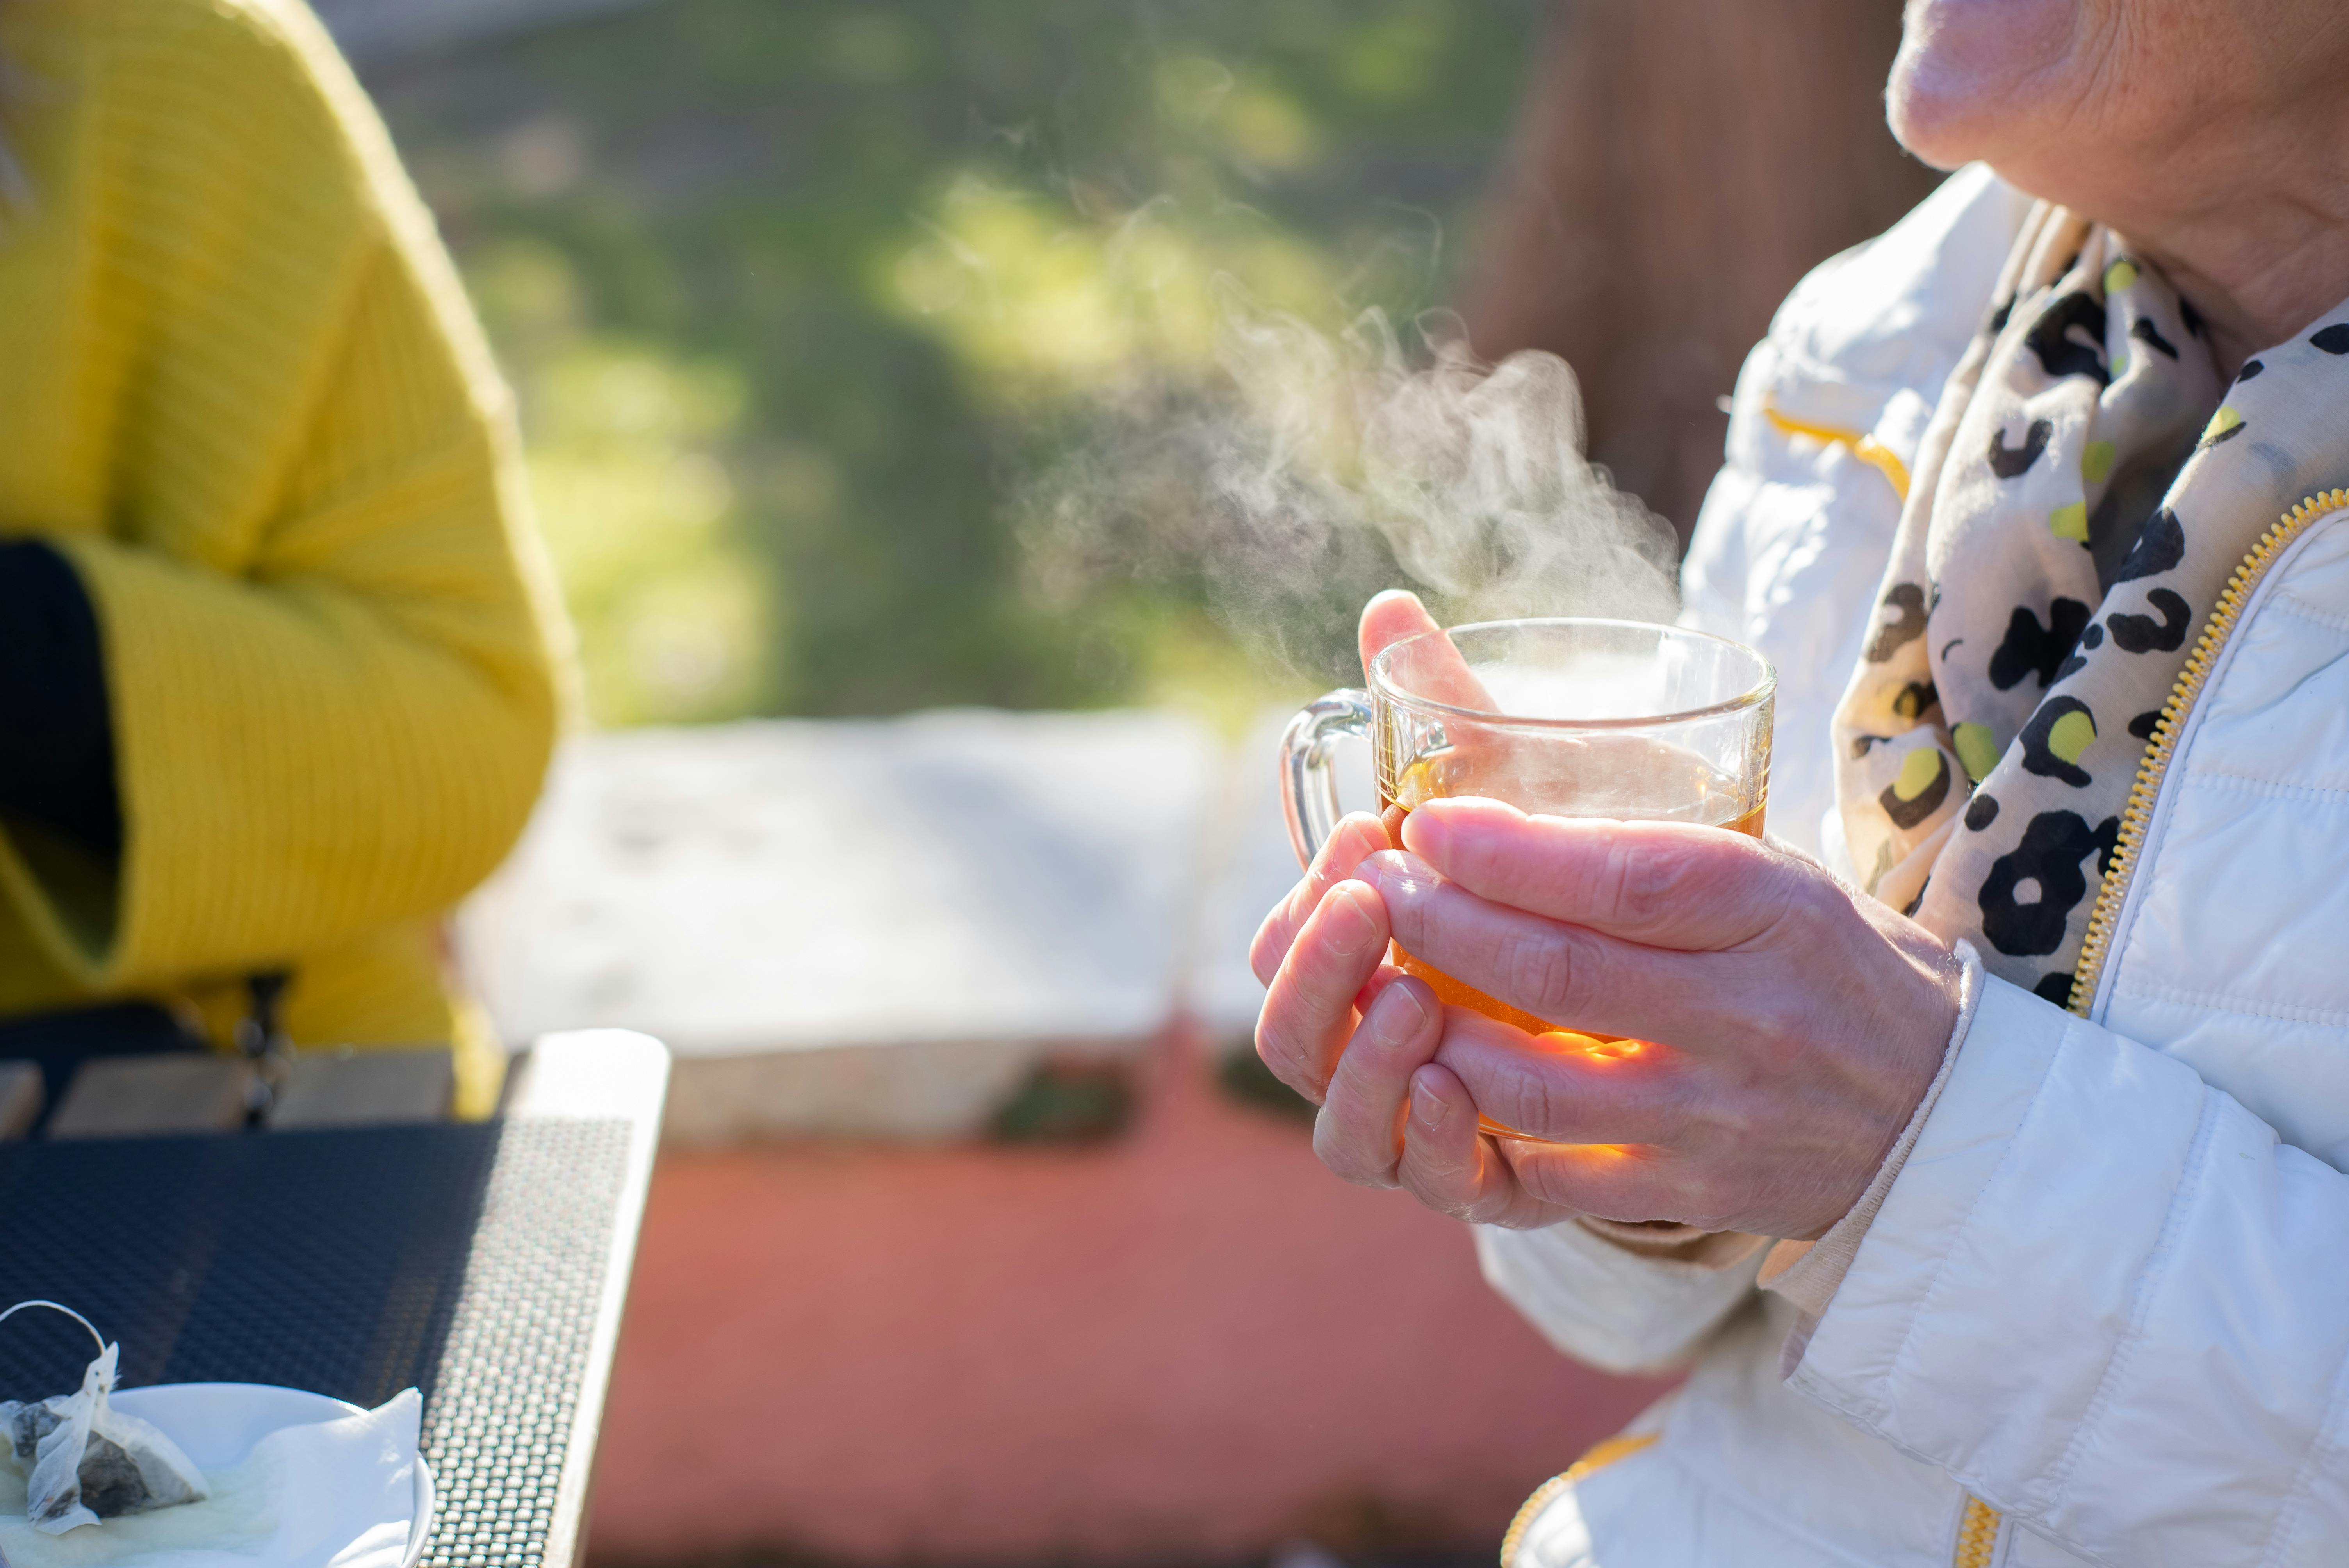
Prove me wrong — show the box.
[1324,883,1381,956]
[1365,982,1429,1047]
[1412,1078,1449,1128]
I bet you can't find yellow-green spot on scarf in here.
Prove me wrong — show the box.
[1893,747,1945,801]
[2047,708,2096,766]
[1832,205,2349,999]
[1952,723,2001,784]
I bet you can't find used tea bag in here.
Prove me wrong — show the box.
[0,1301,206,1534]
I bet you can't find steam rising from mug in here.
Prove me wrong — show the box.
[1018,285,1681,682]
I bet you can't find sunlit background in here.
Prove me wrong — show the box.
[360,0,1545,734]
[311,3,1930,1563]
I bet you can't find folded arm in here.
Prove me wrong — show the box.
[8,237,562,992]
[0,6,562,994]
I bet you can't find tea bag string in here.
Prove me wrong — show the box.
[0,1300,108,1362]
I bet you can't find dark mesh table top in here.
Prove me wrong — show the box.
[0,1112,640,1568]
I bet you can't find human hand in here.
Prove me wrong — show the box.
[1249,814,1590,1229]
[1249,590,1579,1220]
[1253,589,1958,1238]
[1346,800,1962,1240]
[1247,586,1449,1020]
[1246,800,1626,1230]
[1245,592,1457,1183]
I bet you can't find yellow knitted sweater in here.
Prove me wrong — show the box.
[0,0,567,1115]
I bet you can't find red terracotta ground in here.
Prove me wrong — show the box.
[588,1027,1671,1564]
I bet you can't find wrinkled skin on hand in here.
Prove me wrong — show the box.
[1252,592,1962,1242]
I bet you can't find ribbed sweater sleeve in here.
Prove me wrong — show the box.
[0,0,566,994]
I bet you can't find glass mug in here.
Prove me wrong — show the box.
[1279,618,1775,1143]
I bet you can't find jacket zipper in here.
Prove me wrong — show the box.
[1497,499,2348,1568]
[1952,1497,2001,1568]
[1942,488,2349,1567]
[2067,488,2349,1017]
[1499,1433,1657,1568]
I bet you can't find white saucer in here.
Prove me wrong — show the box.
[111,1383,435,1568]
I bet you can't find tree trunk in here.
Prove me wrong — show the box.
[1458,2,1942,539]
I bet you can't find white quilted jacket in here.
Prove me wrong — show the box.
[1484,166,2349,1568]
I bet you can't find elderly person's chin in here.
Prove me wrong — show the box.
[1886,0,2349,372]
[1886,0,2082,173]
[1889,0,2343,181]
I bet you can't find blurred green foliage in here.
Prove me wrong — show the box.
[369,0,1543,727]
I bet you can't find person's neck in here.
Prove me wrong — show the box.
[2121,195,2349,378]
[1998,103,2349,377]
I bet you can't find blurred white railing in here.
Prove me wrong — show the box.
[458,708,1370,1144]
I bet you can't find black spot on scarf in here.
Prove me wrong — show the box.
[1978,811,2121,957]
[1866,583,1930,662]
[2034,971,2079,1007]
[1879,750,1952,829]
[2108,588,2192,654]
[2087,442,2200,592]
[1892,680,1940,720]
[2312,323,2349,355]
[2018,695,2097,786]
[1989,598,2093,690]
[2054,624,2101,682]
[2026,292,2111,386]
[1989,418,2053,478]
[2129,315,2179,360]
[2112,508,2185,583]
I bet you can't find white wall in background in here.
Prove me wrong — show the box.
[460,711,1226,1141]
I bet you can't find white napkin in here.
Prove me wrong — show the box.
[0,1390,421,1568]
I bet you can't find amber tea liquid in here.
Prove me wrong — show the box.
[1377,732,1764,1043]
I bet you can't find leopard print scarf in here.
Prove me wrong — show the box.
[1832,203,2349,1005]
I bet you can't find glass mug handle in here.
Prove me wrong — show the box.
[1279,689,1374,869]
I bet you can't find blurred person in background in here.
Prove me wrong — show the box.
[0,0,565,1118]
[1258,0,2349,1561]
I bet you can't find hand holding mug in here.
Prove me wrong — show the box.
[1253,593,1960,1240]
